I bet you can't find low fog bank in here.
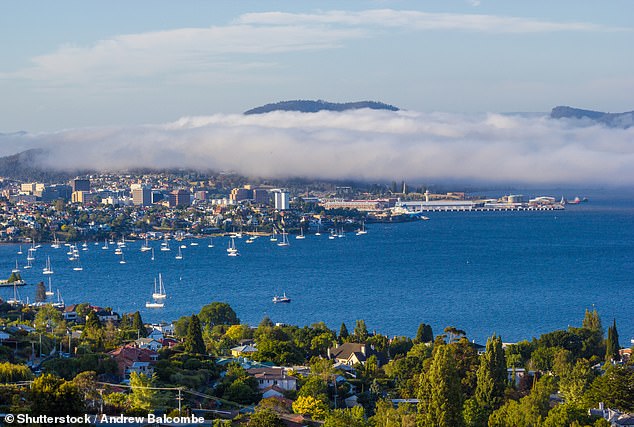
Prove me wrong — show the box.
[2,109,633,186]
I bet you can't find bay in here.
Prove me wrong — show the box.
[1,190,633,344]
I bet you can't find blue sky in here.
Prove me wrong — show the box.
[2,1,633,132]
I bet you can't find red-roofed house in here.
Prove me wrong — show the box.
[108,345,158,381]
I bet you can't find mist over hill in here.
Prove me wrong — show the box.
[0,148,87,182]
[1,104,633,186]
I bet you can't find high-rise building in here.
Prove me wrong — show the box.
[39,184,71,201]
[229,188,251,202]
[252,189,270,205]
[151,191,164,204]
[71,191,94,204]
[71,178,90,192]
[20,183,37,194]
[272,190,290,210]
[131,184,152,206]
[169,189,191,207]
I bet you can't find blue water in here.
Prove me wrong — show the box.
[1,191,633,344]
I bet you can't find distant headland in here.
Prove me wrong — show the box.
[244,99,399,114]
[550,105,634,128]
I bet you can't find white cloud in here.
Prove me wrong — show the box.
[237,9,621,33]
[5,109,634,186]
[3,24,364,84]
[2,8,624,87]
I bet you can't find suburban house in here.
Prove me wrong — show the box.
[62,305,79,322]
[93,307,119,324]
[150,322,174,336]
[262,385,286,399]
[247,367,297,391]
[109,345,158,381]
[134,337,163,351]
[327,343,378,366]
[230,344,258,357]
[126,361,154,380]
[507,368,536,386]
[147,328,164,341]
[589,403,634,426]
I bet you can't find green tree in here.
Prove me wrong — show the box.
[132,311,147,338]
[372,399,417,427]
[128,372,157,412]
[73,371,100,409]
[83,310,104,342]
[259,316,274,328]
[418,344,464,427]
[224,324,252,342]
[444,326,466,343]
[173,315,191,337]
[198,302,239,326]
[416,323,434,343]
[605,319,620,362]
[292,395,329,420]
[559,359,594,405]
[339,322,349,341]
[223,377,260,404]
[383,344,429,398]
[353,319,368,342]
[299,375,329,403]
[489,376,555,427]
[184,314,206,355]
[248,408,285,427]
[0,362,34,382]
[311,332,335,356]
[583,365,634,412]
[529,346,557,372]
[582,308,602,333]
[30,374,84,416]
[464,334,507,427]
[541,403,595,427]
[34,304,66,335]
[389,336,414,358]
[324,407,370,427]
[309,357,335,382]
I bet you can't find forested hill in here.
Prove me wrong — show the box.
[0,149,79,182]
[244,100,399,114]
[550,106,634,128]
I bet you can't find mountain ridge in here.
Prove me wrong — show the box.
[244,99,399,115]
[550,106,633,128]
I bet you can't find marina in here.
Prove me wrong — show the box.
[0,191,632,343]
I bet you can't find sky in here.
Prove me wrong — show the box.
[1,1,633,185]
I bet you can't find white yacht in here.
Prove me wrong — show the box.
[227,238,239,256]
[45,277,55,296]
[277,230,290,247]
[43,256,54,275]
[152,274,167,299]
[140,237,152,252]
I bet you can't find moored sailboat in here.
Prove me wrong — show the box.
[152,273,167,299]
[277,230,290,247]
[43,256,54,275]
